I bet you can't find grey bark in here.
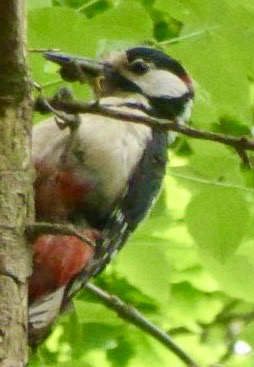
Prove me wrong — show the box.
[0,1,33,366]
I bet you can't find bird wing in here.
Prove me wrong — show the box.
[64,128,169,303]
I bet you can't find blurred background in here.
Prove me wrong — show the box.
[28,1,254,366]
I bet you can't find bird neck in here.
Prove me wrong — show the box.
[98,91,192,123]
[98,93,153,117]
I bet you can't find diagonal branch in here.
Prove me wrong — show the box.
[34,96,254,155]
[26,223,198,367]
[85,283,201,367]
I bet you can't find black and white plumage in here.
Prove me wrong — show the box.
[29,47,194,344]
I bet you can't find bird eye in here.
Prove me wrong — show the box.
[129,59,149,74]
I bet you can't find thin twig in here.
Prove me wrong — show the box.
[28,48,61,53]
[168,171,254,193]
[218,327,236,365]
[26,222,95,248]
[75,0,99,12]
[40,79,63,89]
[159,26,220,46]
[85,283,201,367]
[34,97,254,155]
[235,145,251,168]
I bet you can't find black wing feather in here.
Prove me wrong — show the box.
[64,129,169,303]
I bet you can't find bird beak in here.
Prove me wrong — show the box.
[44,52,105,83]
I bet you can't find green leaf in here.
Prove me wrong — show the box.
[241,322,254,349]
[187,140,245,185]
[164,175,192,220]
[185,187,250,261]
[27,0,51,9]
[168,31,252,127]
[81,323,122,349]
[171,266,219,293]
[28,2,152,53]
[164,283,223,330]
[74,300,123,326]
[157,0,254,127]
[127,331,184,367]
[28,2,153,100]
[203,251,254,303]
[28,1,254,366]
[114,241,170,304]
[106,336,135,367]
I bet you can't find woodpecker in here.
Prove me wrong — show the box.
[29,47,194,345]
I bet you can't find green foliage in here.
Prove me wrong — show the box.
[186,187,250,261]
[28,0,254,366]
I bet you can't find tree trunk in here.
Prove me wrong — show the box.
[0,1,33,366]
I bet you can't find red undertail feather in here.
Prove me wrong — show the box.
[29,230,98,302]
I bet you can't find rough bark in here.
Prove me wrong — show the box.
[0,1,33,366]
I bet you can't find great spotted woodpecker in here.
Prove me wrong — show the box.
[29,47,194,345]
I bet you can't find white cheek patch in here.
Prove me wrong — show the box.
[127,69,189,98]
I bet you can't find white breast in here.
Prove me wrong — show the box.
[32,98,152,210]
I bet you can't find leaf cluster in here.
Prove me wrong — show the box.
[28,1,254,366]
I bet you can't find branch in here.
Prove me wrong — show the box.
[34,96,254,155]
[38,97,79,128]
[26,222,95,249]
[28,48,61,53]
[85,283,200,367]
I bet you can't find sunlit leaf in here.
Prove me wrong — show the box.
[185,187,250,261]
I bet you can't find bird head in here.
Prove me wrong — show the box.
[45,47,194,123]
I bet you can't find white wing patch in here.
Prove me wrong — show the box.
[29,286,66,330]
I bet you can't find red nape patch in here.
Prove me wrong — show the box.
[181,74,194,95]
[29,231,98,301]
